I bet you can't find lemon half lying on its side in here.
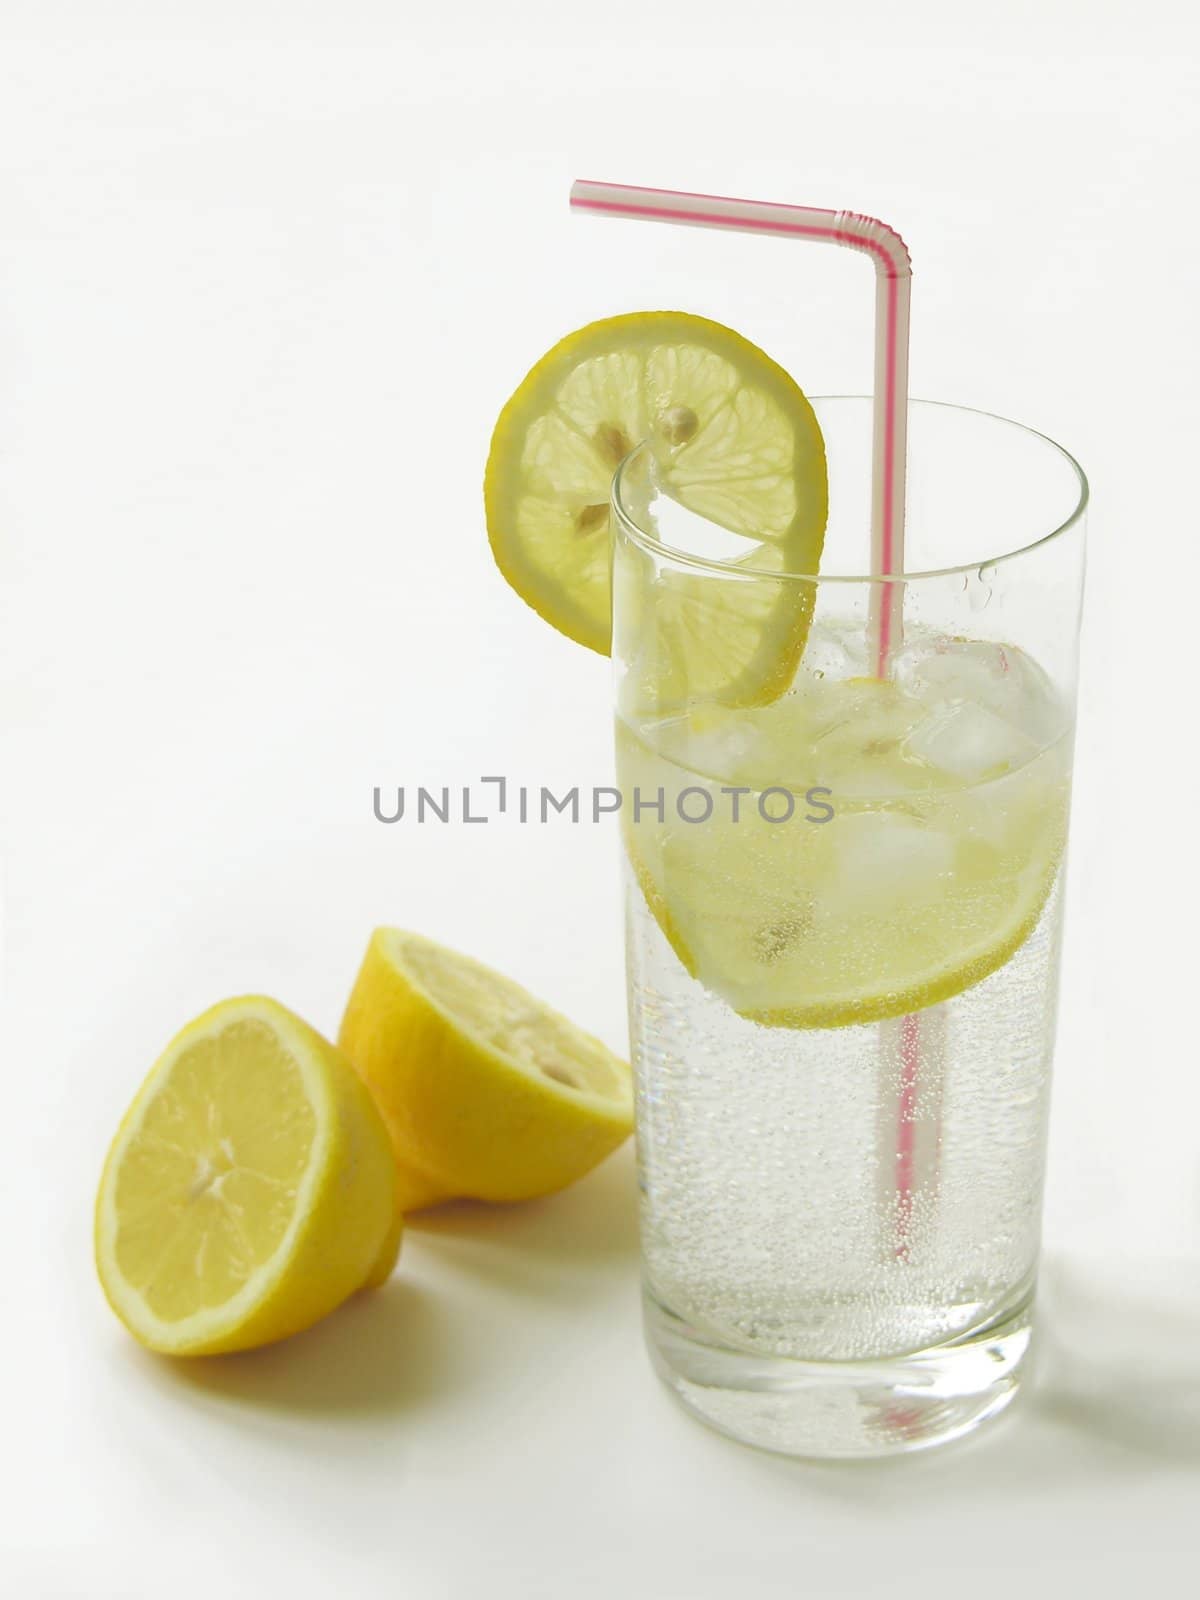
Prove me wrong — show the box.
[484,311,827,705]
[95,996,399,1356]
[338,929,633,1210]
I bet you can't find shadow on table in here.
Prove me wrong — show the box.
[138,1278,458,1420]
[1025,1258,1200,1465]
[728,1255,1200,1503]
[402,1142,639,1303]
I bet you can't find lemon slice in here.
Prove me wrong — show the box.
[95,997,399,1355]
[338,930,633,1210]
[484,311,827,702]
[618,684,1071,1029]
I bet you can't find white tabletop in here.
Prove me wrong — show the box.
[3,7,1199,1595]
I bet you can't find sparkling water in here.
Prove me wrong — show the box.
[617,623,1072,1368]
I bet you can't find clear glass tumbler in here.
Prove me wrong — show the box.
[612,398,1087,1458]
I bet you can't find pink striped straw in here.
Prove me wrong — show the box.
[571,178,925,1261]
[569,178,912,674]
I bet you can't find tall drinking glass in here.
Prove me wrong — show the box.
[612,398,1087,1458]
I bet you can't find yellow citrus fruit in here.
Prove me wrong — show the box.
[338,929,633,1210]
[360,1204,406,1291]
[95,996,399,1355]
[617,680,1070,1029]
[484,311,827,704]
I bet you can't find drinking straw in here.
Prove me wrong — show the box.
[569,178,912,673]
[571,179,926,1259]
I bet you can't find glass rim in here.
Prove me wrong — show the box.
[609,396,1089,586]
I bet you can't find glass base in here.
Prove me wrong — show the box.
[644,1288,1033,1460]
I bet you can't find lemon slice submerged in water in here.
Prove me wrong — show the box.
[618,679,1071,1029]
[484,311,827,705]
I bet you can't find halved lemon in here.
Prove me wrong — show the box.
[484,311,827,704]
[338,929,633,1210]
[95,996,399,1355]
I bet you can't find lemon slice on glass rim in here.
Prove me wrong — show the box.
[484,311,828,705]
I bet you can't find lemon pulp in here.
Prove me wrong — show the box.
[484,311,827,705]
[618,633,1072,1029]
[95,996,398,1354]
[339,929,633,1209]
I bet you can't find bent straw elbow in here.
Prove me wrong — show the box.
[832,211,913,279]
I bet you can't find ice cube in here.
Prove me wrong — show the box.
[891,635,1064,746]
[646,706,768,784]
[797,618,871,685]
[826,812,956,912]
[809,677,922,744]
[903,700,1038,783]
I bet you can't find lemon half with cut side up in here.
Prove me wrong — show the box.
[338,929,633,1210]
[484,311,827,704]
[95,996,399,1356]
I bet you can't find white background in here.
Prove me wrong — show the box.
[3,3,1199,1595]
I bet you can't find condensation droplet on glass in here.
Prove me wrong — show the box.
[963,564,995,612]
